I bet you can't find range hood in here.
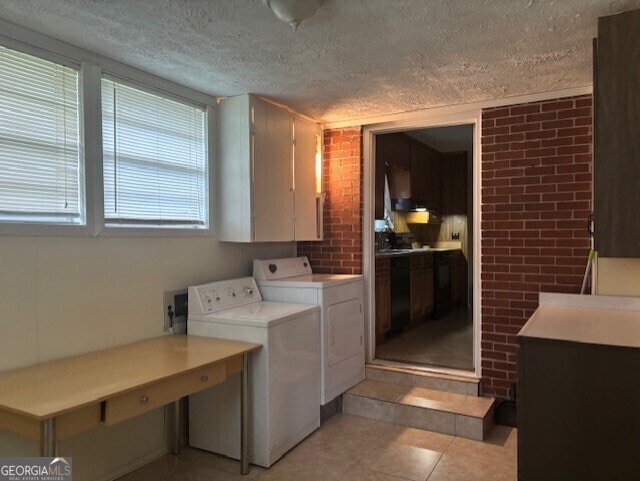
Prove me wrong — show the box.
[392,198,428,212]
[393,198,438,224]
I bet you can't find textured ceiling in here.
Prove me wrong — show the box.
[1,0,639,123]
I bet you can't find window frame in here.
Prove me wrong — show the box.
[94,74,214,237]
[0,40,93,237]
[0,29,216,237]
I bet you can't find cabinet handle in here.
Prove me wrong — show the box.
[140,395,149,404]
[201,374,209,382]
[331,325,335,346]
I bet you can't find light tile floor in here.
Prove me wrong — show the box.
[376,308,474,371]
[118,414,516,481]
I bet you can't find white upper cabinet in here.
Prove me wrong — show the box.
[294,116,323,241]
[252,97,295,242]
[218,94,322,242]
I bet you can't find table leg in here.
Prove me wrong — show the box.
[40,418,56,457]
[240,353,250,475]
[171,400,180,455]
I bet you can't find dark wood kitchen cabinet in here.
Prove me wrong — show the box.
[518,302,640,481]
[441,151,468,216]
[594,9,640,257]
[375,257,391,344]
[384,133,412,200]
[375,133,411,218]
[410,142,428,202]
[451,250,467,307]
[410,252,435,324]
[422,146,442,213]
[424,253,434,316]
[375,135,385,219]
[375,133,444,215]
[409,254,428,325]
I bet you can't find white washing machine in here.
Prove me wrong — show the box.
[253,257,365,405]
[187,277,320,468]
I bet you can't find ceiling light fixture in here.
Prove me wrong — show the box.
[264,0,323,29]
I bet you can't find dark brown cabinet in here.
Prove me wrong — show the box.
[385,133,412,200]
[451,250,467,307]
[376,253,435,339]
[409,255,428,325]
[409,252,435,325]
[594,9,640,257]
[518,322,640,480]
[441,152,468,216]
[424,255,434,315]
[375,257,391,344]
[375,133,413,219]
[374,136,385,219]
[375,132,443,216]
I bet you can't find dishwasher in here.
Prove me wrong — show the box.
[432,251,452,319]
[389,256,410,333]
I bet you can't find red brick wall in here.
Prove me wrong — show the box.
[481,95,593,399]
[297,127,363,274]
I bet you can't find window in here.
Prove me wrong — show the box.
[0,45,83,225]
[101,78,208,229]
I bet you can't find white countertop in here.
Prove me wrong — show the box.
[518,293,640,348]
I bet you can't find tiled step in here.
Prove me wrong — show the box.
[366,364,481,396]
[343,379,495,441]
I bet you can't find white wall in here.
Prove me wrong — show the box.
[0,235,295,480]
[596,257,640,297]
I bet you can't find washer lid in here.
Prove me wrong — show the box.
[189,301,319,327]
[256,273,363,288]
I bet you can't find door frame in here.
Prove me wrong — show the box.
[362,108,483,378]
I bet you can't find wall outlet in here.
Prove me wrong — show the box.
[452,232,460,240]
[163,289,188,334]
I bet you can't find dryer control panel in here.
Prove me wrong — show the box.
[253,256,313,280]
[188,277,262,316]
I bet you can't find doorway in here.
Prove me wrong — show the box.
[362,110,482,378]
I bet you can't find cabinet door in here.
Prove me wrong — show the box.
[450,251,467,307]
[410,142,427,201]
[252,100,295,241]
[375,135,385,219]
[375,257,391,345]
[294,118,322,240]
[441,152,468,216]
[375,274,391,344]
[424,148,442,212]
[595,10,640,257]
[384,133,411,199]
[410,268,428,324]
[425,266,434,315]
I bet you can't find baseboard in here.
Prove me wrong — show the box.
[93,445,168,481]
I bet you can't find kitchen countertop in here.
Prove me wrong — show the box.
[375,247,460,258]
[518,292,640,349]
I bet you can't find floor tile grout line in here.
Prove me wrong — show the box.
[424,451,446,481]
[444,445,517,470]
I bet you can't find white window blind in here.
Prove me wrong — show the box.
[0,45,82,224]
[101,78,207,228]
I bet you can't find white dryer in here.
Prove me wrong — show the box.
[253,257,365,405]
[187,277,320,468]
